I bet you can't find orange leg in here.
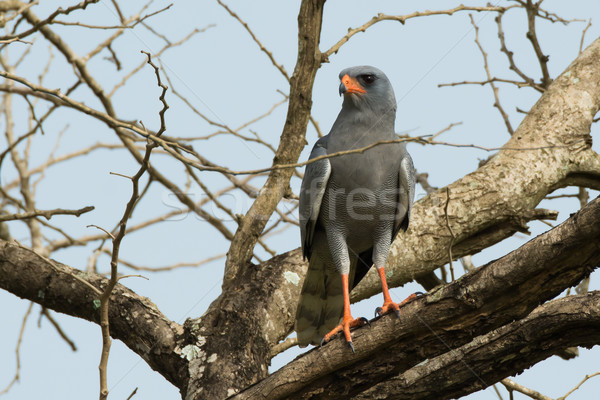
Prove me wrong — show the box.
[375,267,419,320]
[321,273,368,353]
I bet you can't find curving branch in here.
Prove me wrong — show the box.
[322,5,514,60]
[0,240,188,388]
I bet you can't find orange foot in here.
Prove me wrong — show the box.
[320,316,369,353]
[375,292,422,320]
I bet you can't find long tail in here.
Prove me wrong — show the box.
[295,254,359,347]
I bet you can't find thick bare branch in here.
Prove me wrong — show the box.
[0,240,187,388]
[232,196,600,399]
[352,293,600,400]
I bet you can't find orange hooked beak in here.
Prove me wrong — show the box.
[339,74,366,96]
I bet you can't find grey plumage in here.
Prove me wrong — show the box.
[296,66,415,347]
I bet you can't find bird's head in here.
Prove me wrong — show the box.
[338,66,396,116]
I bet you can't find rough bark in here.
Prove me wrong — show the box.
[230,196,600,399]
[0,241,187,389]
[182,251,306,399]
[353,292,600,400]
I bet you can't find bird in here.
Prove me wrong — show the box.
[295,65,416,351]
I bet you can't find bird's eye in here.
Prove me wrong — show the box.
[361,74,376,85]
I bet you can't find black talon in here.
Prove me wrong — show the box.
[359,317,370,327]
[320,337,326,347]
[348,341,355,354]
[394,308,402,321]
[375,307,383,317]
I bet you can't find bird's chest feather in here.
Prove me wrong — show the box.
[319,149,398,244]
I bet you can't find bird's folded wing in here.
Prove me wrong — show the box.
[299,138,331,260]
[393,145,416,239]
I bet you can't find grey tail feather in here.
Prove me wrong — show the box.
[296,254,358,346]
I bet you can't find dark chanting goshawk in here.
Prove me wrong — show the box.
[295,66,416,351]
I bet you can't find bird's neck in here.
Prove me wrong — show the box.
[331,106,396,142]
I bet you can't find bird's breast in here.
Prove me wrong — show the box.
[319,153,398,251]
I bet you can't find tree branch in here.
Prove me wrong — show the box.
[322,5,513,60]
[0,205,94,222]
[353,292,600,400]
[0,240,188,388]
[232,196,600,399]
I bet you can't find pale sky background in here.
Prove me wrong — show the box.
[1,1,599,399]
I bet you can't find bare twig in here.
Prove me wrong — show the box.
[269,337,298,358]
[125,388,138,400]
[558,371,600,400]
[496,12,544,92]
[0,0,101,42]
[501,378,552,400]
[322,5,514,60]
[140,51,169,135]
[0,206,94,222]
[438,77,536,89]
[53,4,173,30]
[525,0,552,88]
[98,51,168,400]
[470,14,514,135]
[40,308,77,351]
[0,302,33,395]
[444,187,455,281]
[87,224,115,240]
[110,251,225,272]
[579,19,592,55]
[493,385,504,400]
[216,0,290,81]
